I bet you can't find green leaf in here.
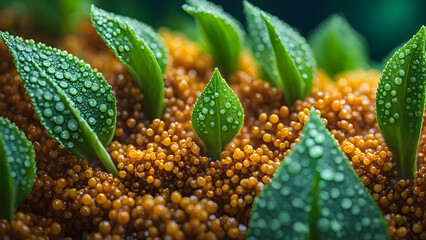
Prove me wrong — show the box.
[0,31,119,177]
[0,117,36,221]
[243,1,279,84]
[376,26,426,180]
[261,12,316,106]
[243,1,316,105]
[191,68,244,160]
[183,0,245,75]
[90,5,167,120]
[309,14,369,77]
[247,108,390,240]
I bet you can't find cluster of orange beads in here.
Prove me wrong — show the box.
[0,18,425,239]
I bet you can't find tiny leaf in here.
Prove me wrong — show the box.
[309,14,369,77]
[183,0,245,75]
[243,1,278,84]
[243,1,316,105]
[247,109,390,240]
[0,117,36,220]
[90,5,167,120]
[0,31,119,177]
[261,12,316,105]
[191,68,244,160]
[376,26,426,180]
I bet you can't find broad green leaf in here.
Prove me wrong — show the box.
[376,26,426,180]
[183,0,245,75]
[243,1,316,105]
[0,31,119,177]
[90,5,167,120]
[308,14,369,77]
[247,109,390,240]
[261,13,316,105]
[191,68,244,160]
[0,117,36,220]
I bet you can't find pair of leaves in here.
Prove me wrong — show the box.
[191,68,244,160]
[0,31,119,177]
[183,0,245,75]
[247,109,390,240]
[308,14,369,77]
[90,5,167,120]
[0,117,36,221]
[243,1,316,106]
[376,26,426,180]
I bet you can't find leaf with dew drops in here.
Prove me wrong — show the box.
[243,1,316,105]
[191,68,244,160]
[90,5,167,120]
[308,14,369,77]
[0,117,36,220]
[0,31,119,177]
[261,12,316,106]
[183,0,245,75]
[376,26,426,180]
[247,108,390,240]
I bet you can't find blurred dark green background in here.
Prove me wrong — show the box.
[1,0,425,61]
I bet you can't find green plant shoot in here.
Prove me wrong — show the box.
[191,68,244,160]
[0,31,119,177]
[247,108,390,240]
[0,117,36,221]
[309,14,369,77]
[183,0,245,75]
[91,5,167,120]
[243,1,316,106]
[376,26,426,180]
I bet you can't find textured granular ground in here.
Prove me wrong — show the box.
[0,18,425,240]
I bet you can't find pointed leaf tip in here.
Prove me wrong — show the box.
[376,26,426,179]
[1,32,119,177]
[0,117,36,220]
[244,1,315,106]
[247,108,390,239]
[90,5,166,120]
[183,0,244,75]
[191,68,244,160]
[308,14,369,77]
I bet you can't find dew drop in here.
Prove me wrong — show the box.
[309,146,323,158]
[89,99,97,107]
[55,102,65,112]
[226,116,233,123]
[288,160,301,174]
[99,104,108,113]
[88,117,97,125]
[341,198,353,210]
[384,84,391,91]
[394,77,402,85]
[43,108,53,117]
[61,130,70,140]
[67,119,78,131]
[320,169,334,181]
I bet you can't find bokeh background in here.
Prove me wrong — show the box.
[1,0,425,62]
